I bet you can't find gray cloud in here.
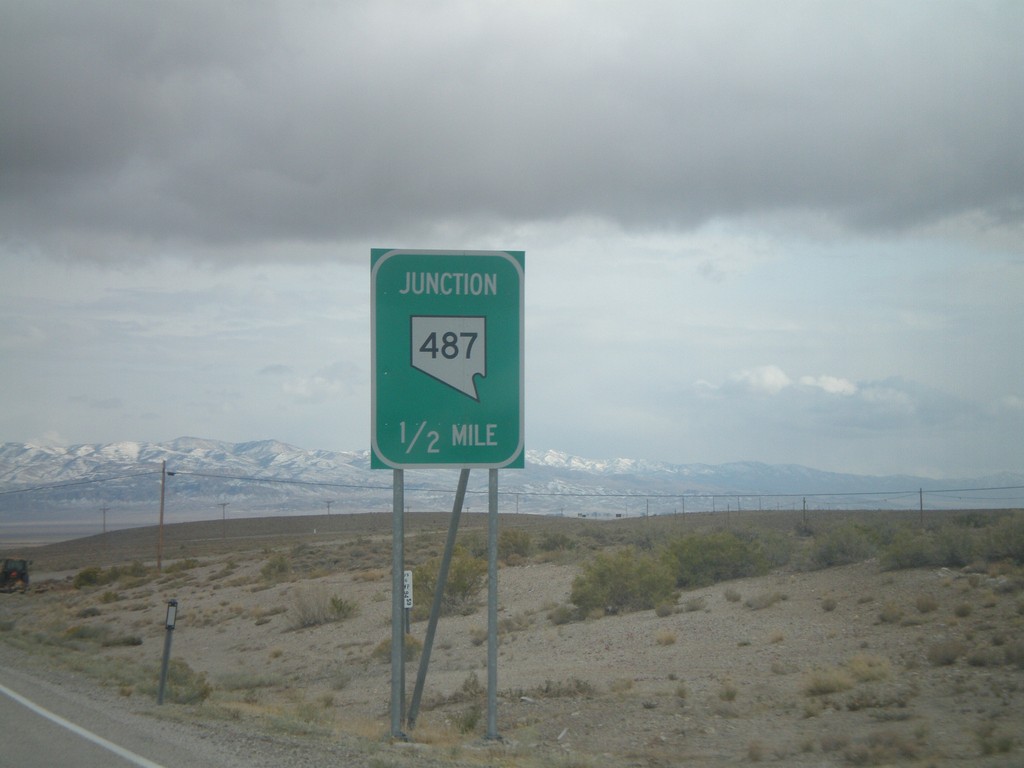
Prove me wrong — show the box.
[2,2,1022,259]
[2,3,1022,479]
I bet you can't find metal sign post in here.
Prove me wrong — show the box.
[390,470,405,739]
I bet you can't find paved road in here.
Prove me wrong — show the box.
[0,662,180,768]
[0,680,163,768]
[0,646,368,768]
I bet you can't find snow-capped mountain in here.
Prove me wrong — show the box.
[1,438,1021,537]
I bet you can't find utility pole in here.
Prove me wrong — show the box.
[101,506,109,534]
[325,500,334,516]
[158,461,166,572]
[219,502,229,540]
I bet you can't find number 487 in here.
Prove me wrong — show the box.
[419,331,478,360]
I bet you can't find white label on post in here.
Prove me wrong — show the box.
[403,569,413,609]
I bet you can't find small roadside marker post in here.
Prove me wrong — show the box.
[157,599,178,705]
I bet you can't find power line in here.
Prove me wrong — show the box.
[1,467,1021,505]
[0,470,161,496]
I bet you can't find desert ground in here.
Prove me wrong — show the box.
[2,509,1023,767]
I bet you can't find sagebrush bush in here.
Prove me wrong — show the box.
[662,531,768,588]
[570,548,676,615]
[498,529,532,563]
[164,558,200,574]
[538,532,576,552]
[879,602,903,624]
[807,524,877,569]
[979,512,1024,564]
[372,634,422,662]
[412,546,487,617]
[288,587,358,629]
[915,594,939,613]
[144,659,211,704]
[745,591,785,611]
[73,566,106,589]
[881,528,937,570]
[927,639,965,666]
[803,667,854,696]
[260,554,291,582]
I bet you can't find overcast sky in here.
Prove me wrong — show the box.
[2,1,1022,478]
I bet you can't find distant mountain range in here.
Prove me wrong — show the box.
[2,438,1022,538]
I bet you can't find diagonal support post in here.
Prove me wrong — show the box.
[406,468,471,729]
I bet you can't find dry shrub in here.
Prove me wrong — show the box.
[966,647,1004,667]
[260,554,290,582]
[724,588,741,603]
[683,596,706,612]
[655,629,676,646]
[845,730,919,763]
[372,634,422,663]
[570,548,676,615]
[655,601,676,617]
[547,603,576,625]
[747,740,764,762]
[745,591,786,610]
[927,638,965,666]
[878,602,903,624]
[609,678,634,693]
[498,529,532,564]
[413,547,487,618]
[846,654,891,682]
[288,586,357,629]
[804,667,854,696]
[820,734,849,753]
[663,531,768,587]
[821,597,837,612]
[1005,641,1024,668]
[914,594,938,613]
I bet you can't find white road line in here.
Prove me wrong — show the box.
[0,681,167,768]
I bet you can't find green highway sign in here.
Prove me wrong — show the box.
[371,249,524,469]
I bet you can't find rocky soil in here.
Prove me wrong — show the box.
[2,512,1023,767]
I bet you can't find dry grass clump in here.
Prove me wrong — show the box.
[260,554,291,583]
[966,646,1004,667]
[803,666,855,696]
[681,595,704,612]
[976,723,1016,756]
[843,729,920,764]
[609,677,634,694]
[745,591,786,610]
[287,586,357,629]
[371,633,422,662]
[723,587,742,603]
[655,629,677,646]
[846,653,891,682]
[655,601,676,617]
